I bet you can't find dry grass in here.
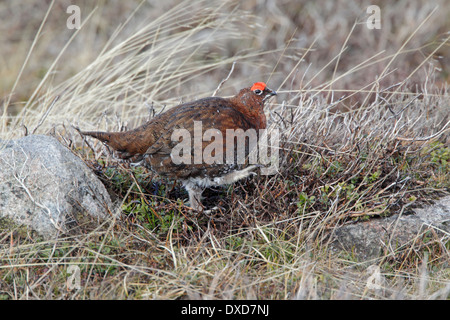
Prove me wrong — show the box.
[0,0,449,300]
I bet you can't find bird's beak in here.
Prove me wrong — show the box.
[263,87,277,101]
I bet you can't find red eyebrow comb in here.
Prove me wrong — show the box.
[251,82,266,91]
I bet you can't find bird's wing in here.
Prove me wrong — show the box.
[144,99,251,157]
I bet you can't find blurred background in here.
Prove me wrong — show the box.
[0,0,448,136]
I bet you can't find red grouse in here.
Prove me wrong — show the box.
[79,82,277,211]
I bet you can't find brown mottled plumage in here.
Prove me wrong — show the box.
[79,82,277,211]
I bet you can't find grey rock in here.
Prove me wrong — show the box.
[330,196,450,261]
[0,135,114,237]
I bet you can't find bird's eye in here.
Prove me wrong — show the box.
[254,89,263,95]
